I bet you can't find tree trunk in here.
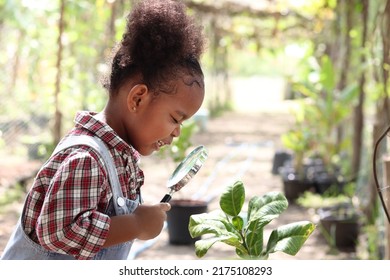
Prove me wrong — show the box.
[53,0,65,144]
[352,0,368,179]
[336,0,353,156]
[381,0,390,97]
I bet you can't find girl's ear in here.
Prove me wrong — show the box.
[126,84,148,112]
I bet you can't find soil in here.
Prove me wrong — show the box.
[0,98,359,260]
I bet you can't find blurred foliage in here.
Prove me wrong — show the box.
[1,0,389,259]
[0,183,25,213]
[296,190,352,209]
[0,0,347,133]
[283,54,359,176]
[1,0,389,171]
[0,0,129,130]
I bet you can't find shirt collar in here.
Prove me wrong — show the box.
[73,111,141,162]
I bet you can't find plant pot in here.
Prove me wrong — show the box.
[271,150,292,175]
[306,160,343,195]
[282,177,313,202]
[280,167,313,202]
[318,203,359,250]
[167,199,208,245]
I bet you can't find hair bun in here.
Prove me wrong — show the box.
[120,0,204,68]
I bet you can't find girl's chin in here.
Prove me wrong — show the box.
[136,143,163,156]
[144,145,159,156]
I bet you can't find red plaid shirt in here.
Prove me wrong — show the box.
[22,111,144,259]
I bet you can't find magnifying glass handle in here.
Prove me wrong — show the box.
[161,194,172,203]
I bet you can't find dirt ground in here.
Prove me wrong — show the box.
[0,89,359,260]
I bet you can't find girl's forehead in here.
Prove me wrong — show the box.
[179,73,204,89]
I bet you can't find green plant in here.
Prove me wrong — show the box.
[281,105,315,176]
[296,191,351,209]
[0,183,25,214]
[188,181,315,259]
[290,55,358,169]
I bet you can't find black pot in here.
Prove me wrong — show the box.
[318,204,359,249]
[282,177,313,202]
[271,150,292,175]
[167,199,208,245]
[280,167,314,202]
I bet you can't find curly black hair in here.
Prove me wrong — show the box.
[104,0,205,96]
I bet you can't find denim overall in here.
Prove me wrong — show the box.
[1,135,140,260]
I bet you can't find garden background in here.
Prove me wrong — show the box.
[1,0,390,259]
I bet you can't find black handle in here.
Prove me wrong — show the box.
[160,194,172,203]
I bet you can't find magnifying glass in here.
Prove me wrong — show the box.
[160,145,208,203]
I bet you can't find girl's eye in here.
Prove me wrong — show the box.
[172,117,183,126]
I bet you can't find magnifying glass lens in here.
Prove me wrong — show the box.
[160,145,207,202]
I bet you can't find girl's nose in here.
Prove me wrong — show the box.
[171,125,181,138]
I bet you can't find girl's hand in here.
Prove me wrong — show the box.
[133,203,171,240]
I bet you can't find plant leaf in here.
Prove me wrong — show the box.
[189,211,230,238]
[247,192,288,222]
[232,216,244,230]
[219,181,245,216]
[320,55,335,92]
[194,234,244,258]
[244,213,284,257]
[265,221,316,256]
[243,192,288,258]
[194,236,232,258]
[245,229,264,257]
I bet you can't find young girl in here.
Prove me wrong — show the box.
[1,0,205,260]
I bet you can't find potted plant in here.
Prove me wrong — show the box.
[188,181,315,259]
[317,202,359,250]
[280,54,358,200]
[297,190,360,251]
[291,55,358,171]
[279,117,316,201]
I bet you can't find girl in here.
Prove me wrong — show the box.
[1,0,205,260]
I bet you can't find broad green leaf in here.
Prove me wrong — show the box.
[339,83,359,104]
[219,181,245,216]
[244,214,280,257]
[246,214,278,231]
[320,55,335,92]
[194,236,233,258]
[194,234,243,258]
[247,192,288,222]
[245,229,264,257]
[293,83,316,99]
[189,211,229,238]
[232,216,244,230]
[265,221,316,256]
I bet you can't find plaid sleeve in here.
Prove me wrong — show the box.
[36,149,111,260]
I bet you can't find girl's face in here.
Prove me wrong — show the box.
[127,75,205,156]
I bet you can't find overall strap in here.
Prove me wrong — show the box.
[51,135,125,215]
